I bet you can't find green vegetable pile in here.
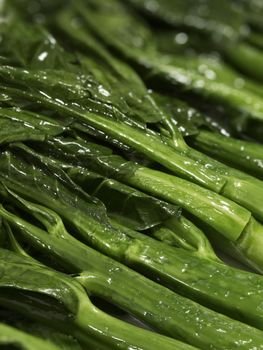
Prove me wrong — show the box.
[0,0,263,349]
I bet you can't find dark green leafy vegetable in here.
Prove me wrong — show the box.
[0,21,73,70]
[71,0,263,137]
[0,19,261,219]
[2,8,261,226]
[0,296,83,350]
[0,77,224,193]
[13,139,250,242]
[0,15,182,147]
[0,248,190,350]
[152,94,263,222]
[1,54,263,269]
[57,166,180,231]
[23,136,263,272]
[2,145,263,329]
[1,196,263,349]
[16,132,216,260]
[1,2,263,348]
[65,167,217,260]
[154,90,263,196]
[152,92,225,137]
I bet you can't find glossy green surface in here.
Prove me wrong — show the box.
[0,108,67,145]
[1,202,263,349]
[73,0,263,128]
[131,167,250,241]
[20,135,263,272]
[18,136,217,261]
[1,150,263,333]
[192,130,263,180]
[0,2,263,349]
[67,167,180,231]
[151,216,219,261]
[31,136,250,242]
[0,247,192,350]
[0,66,225,193]
[0,324,61,350]
[0,308,82,350]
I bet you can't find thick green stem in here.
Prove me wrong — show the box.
[205,218,263,275]
[126,167,251,241]
[0,82,225,194]
[2,204,263,348]
[75,298,191,350]
[123,166,263,271]
[182,142,263,222]
[191,130,263,180]
[235,217,263,273]
[221,176,263,223]
[151,216,219,261]
[225,43,263,82]
[10,136,263,273]
[5,78,263,223]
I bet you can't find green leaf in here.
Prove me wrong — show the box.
[0,19,75,70]
[68,167,180,231]
[0,247,88,338]
[0,108,67,145]
[19,137,179,230]
[153,93,220,137]
[0,307,83,350]
[0,146,136,260]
